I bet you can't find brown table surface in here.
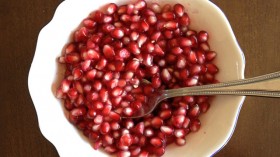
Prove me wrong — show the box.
[1,0,280,156]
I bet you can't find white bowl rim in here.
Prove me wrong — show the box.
[28,0,246,156]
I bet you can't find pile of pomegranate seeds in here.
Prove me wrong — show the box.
[56,0,219,156]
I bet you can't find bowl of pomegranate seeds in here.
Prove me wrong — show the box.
[28,0,245,156]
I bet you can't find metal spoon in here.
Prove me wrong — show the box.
[125,71,280,118]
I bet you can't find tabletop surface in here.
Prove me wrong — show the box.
[1,0,280,156]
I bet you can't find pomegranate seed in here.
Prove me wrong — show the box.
[67,88,78,100]
[200,42,210,51]
[81,49,100,60]
[123,107,133,116]
[206,63,219,74]
[179,14,190,26]
[109,111,121,121]
[151,117,163,129]
[190,119,201,132]
[60,79,71,93]
[99,88,109,102]
[199,102,210,113]
[160,126,174,136]
[126,59,140,72]
[188,50,198,64]
[164,21,178,30]
[174,4,185,17]
[174,129,186,138]
[134,0,146,11]
[172,115,185,128]
[93,139,102,150]
[162,12,175,20]
[162,4,172,12]
[176,55,187,69]
[128,42,140,55]
[154,147,165,156]
[100,122,111,134]
[111,28,124,39]
[161,68,172,82]
[142,53,153,67]
[106,3,118,15]
[150,137,163,147]
[65,53,80,64]
[206,51,217,61]
[94,115,103,124]
[198,31,208,42]
[176,138,186,146]
[130,146,141,156]
[74,27,88,42]
[131,122,144,135]
[138,151,149,157]
[117,151,131,157]
[147,15,157,25]
[120,134,133,146]
[105,146,117,154]
[103,45,115,60]
[80,60,91,71]
[144,128,154,137]
[137,34,148,48]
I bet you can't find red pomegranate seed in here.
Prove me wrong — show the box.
[151,117,163,129]
[172,115,185,128]
[206,51,217,61]
[198,31,208,42]
[162,4,172,12]
[60,79,71,93]
[117,151,131,157]
[105,146,117,154]
[99,88,109,102]
[82,49,100,60]
[174,129,186,138]
[93,139,102,150]
[65,53,80,64]
[174,4,185,17]
[206,63,219,74]
[65,43,76,54]
[106,3,118,15]
[123,107,133,116]
[200,42,210,51]
[130,146,141,156]
[151,3,161,13]
[128,42,140,55]
[150,137,163,147]
[109,111,121,121]
[131,122,144,135]
[162,12,175,20]
[161,68,172,82]
[74,27,88,42]
[176,138,186,146]
[120,134,133,146]
[190,119,201,132]
[125,59,140,72]
[144,128,154,137]
[134,0,146,11]
[111,28,125,39]
[103,45,115,60]
[160,126,174,136]
[142,53,153,67]
[138,151,149,157]
[80,60,91,72]
[199,102,210,113]
[176,55,187,69]
[171,47,183,55]
[94,115,103,124]
[100,122,111,134]
[164,21,178,30]
[179,13,190,26]
[154,147,165,156]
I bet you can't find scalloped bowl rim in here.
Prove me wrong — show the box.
[28,0,246,156]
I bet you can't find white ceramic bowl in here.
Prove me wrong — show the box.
[28,0,246,156]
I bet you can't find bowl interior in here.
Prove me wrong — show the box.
[28,0,245,156]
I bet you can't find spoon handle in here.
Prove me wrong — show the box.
[163,71,280,98]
